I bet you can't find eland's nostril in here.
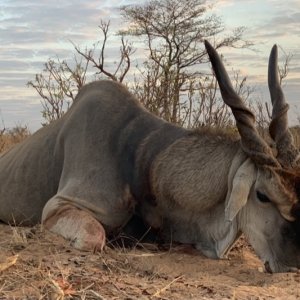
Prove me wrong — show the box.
[264,261,273,273]
[291,202,300,219]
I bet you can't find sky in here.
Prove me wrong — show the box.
[0,0,300,131]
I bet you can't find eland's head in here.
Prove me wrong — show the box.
[205,41,300,272]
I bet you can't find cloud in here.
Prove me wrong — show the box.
[245,3,300,42]
[0,97,43,130]
[0,0,300,130]
[0,0,134,130]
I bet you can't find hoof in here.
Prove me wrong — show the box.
[43,205,106,251]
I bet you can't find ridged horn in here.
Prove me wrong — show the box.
[268,44,300,168]
[204,40,280,168]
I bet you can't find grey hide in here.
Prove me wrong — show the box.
[1,41,300,273]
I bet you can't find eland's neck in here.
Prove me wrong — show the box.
[137,130,243,258]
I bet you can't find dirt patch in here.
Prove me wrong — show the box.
[0,223,299,299]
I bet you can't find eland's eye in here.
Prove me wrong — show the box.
[256,191,271,203]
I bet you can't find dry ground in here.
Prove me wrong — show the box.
[0,224,299,299]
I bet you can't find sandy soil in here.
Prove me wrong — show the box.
[0,223,299,300]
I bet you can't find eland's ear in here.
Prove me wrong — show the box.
[225,158,256,221]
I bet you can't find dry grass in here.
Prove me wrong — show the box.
[0,224,200,299]
[0,224,300,300]
[0,125,30,153]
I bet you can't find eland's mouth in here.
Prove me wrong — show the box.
[264,260,300,273]
[264,261,273,273]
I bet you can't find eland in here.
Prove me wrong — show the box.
[0,41,300,273]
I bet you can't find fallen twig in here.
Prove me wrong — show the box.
[152,275,183,298]
[0,255,18,272]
